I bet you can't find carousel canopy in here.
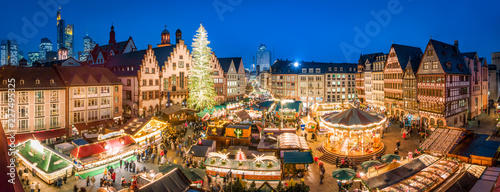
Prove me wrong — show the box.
[322,107,384,126]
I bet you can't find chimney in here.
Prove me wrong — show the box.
[454,40,459,50]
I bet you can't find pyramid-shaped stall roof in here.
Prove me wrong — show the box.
[322,107,385,128]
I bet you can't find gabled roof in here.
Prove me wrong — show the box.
[55,66,122,86]
[0,66,66,90]
[406,54,422,74]
[90,39,131,60]
[462,52,477,60]
[480,58,488,67]
[218,57,242,73]
[359,52,384,66]
[105,45,176,77]
[429,39,471,75]
[391,44,423,71]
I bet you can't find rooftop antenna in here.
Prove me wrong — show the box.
[430,35,432,39]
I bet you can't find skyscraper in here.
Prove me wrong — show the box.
[256,44,271,72]
[56,6,74,58]
[39,37,53,61]
[0,40,19,66]
[81,35,96,61]
[27,52,39,66]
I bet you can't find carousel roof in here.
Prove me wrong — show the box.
[322,107,384,126]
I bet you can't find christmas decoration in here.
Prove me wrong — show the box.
[188,23,217,111]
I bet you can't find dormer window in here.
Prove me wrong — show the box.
[20,80,24,85]
[2,80,6,85]
[340,67,343,71]
[50,79,54,84]
[35,79,40,84]
[446,62,452,69]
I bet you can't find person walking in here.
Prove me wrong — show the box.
[112,172,116,183]
[63,174,67,184]
[120,158,123,169]
[319,172,324,184]
[396,140,400,150]
[30,181,36,192]
[73,185,78,192]
[86,175,90,186]
[35,181,40,192]
[91,176,96,187]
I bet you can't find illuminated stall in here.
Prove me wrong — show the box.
[70,134,136,171]
[122,118,169,146]
[16,140,73,184]
[204,151,282,181]
[311,103,348,116]
[321,107,386,156]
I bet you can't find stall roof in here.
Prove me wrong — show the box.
[274,101,302,113]
[54,142,75,151]
[260,101,275,108]
[9,128,68,145]
[450,134,488,157]
[138,168,191,192]
[187,146,210,157]
[70,135,135,158]
[200,140,215,147]
[161,105,196,115]
[72,138,89,146]
[470,180,496,192]
[365,159,427,190]
[73,119,115,132]
[17,140,72,173]
[283,152,314,164]
[226,124,251,129]
[471,140,500,158]
[235,110,251,120]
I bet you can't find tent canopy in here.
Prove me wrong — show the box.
[161,105,196,115]
[322,107,384,126]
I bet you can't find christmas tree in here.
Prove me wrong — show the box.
[188,23,217,110]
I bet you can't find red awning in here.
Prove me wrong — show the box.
[9,128,68,145]
[70,135,135,159]
[105,135,135,149]
[70,143,106,159]
[73,119,115,132]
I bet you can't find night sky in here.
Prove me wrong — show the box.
[1,0,499,67]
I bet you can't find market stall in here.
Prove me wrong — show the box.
[282,151,314,177]
[310,103,347,116]
[301,115,318,133]
[381,159,460,192]
[54,142,75,156]
[274,101,302,121]
[70,134,136,171]
[16,140,73,184]
[320,107,386,156]
[204,151,282,181]
[420,127,465,156]
[117,117,169,146]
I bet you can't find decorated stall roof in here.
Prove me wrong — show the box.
[278,133,309,150]
[259,101,275,109]
[225,124,252,138]
[471,141,500,158]
[450,134,489,157]
[283,152,314,164]
[137,168,191,192]
[70,135,135,159]
[9,128,68,145]
[322,107,383,127]
[17,140,72,173]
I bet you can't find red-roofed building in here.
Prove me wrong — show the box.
[86,25,137,65]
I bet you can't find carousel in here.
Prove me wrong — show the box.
[320,107,387,157]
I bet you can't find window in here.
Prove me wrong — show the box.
[432,61,439,69]
[152,68,155,73]
[35,118,44,130]
[179,55,183,60]
[127,79,131,86]
[316,68,321,73]
[340,67,343,71]
[35,79,40,84]
[302,68,307,73]
[115,86,119,92]
[88,87,97,95]
[155,80,159,86]
[145,68,149,73]
[50,103,59,115]
[179,61,184,68]
[163,79,169,91]
[50,116,59,128]
[0,92,7,104]
[20,80,24,85]
[73,112,84,124]
[74,87,85,95]
[114,107,119,114]
[88,98,98,107]
[149,80,153,86]
[19,91,29,104]
[334,67,337,71]
[35,91,44,103]
[101,87,110,94]
[50,90,59,102]
[19,119,28,132]
[143,80,147,86]
[100,98,110,105]
[50,79,54,84]
[423,62,429,70]
[0,106,7,118]
[115,96,119,103]
[100,108,111,119]
[35,105,44,117]
[19,106,28,118]
[74,99,85,108]
[88,110,98,121]
[309,68,314,73]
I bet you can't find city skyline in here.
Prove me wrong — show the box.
[1,0,499,68]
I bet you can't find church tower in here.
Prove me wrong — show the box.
[109,24,116,44]
[176,29,182,44]
[158,25,171,47]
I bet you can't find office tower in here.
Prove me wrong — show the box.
[256,44,271,72]
[39,37,53,61]
[0,40,19,66]
[28,52,40,66]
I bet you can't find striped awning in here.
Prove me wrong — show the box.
[322,107,383,126]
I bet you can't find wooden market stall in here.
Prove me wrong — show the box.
[204,150,282,181]
[115,117,170,146]
[282,151,314,178]
[16,140,73,184]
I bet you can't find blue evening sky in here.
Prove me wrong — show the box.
[1,0,499,68]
